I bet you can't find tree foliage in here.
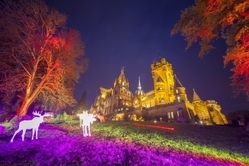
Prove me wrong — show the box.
[74,91,87,115]
[171,0,249,98]
[0,0,88,116]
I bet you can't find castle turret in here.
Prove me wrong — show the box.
[175,74,188,102]
[151,58,175,105]
[112,67,132,111]
[192,89,202,103]
[114,67,129,89]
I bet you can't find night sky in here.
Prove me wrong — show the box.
[45,0,249,115]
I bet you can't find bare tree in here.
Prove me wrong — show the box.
[0,0,88,116]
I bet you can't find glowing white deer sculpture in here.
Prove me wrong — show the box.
[10,111,51,142]
[78,111,96,137]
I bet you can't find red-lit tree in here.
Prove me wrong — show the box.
[171,0,249,98]
[0,0,88,116]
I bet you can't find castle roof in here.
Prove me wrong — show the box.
[174,74,183,87]
[114,67,129,88]
[192,89,202,102]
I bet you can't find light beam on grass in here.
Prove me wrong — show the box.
[132,123,175,131]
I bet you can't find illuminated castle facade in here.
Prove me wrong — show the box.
[90,58,228,125]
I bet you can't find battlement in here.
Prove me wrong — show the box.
[151,58,172,70]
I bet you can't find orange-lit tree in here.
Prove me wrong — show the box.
[171,0,249,98]
[0,0,87,116]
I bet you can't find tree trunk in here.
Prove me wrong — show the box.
[16,99,31,116]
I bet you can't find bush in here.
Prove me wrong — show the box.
[51,112,78,125]
[0,120,14,134]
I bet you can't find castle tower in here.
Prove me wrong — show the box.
[192,89,213,124]
[112,67,132,111]
[151,58,175,105]
[114,67,129,89]
[206,100,228,125]
[175,74,188,102]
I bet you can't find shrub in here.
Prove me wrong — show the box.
[50,111,78,125]
[0,120,14,134]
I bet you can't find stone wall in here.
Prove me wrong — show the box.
[133,102,190,122]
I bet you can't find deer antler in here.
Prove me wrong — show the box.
[33,111,42,117]
[43,112,53,117]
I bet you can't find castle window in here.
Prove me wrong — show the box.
[156,76,164,82]
[170,86,173,90]
[176,89,178,93]
[159,97,165,103]
[171,112,174,119]
[177,96,180,102]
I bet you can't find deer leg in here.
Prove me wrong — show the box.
[35,128,38,139]
[21,129,26,141]
[32,128,35,140]
[85,126,88,136]
[88,126,91,136]
[10,128,21,143]
[82,125,85,136]
[84,126,87,137]
[83,126,87,137]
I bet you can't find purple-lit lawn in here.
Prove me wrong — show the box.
[0,122,248,166]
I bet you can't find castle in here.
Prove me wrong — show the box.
[90,58,228,125]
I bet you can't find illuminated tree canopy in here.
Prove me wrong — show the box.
[0,0,88,116]
[171,0,249,98]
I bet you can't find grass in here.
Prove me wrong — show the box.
[91,121,249,164]
[0,120,248,165]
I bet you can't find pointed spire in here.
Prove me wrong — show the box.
[138,76,142,90]
[193,89,201,102]
[121,66,124,73]
[135,76,144,96]
[116,67,128,87]
[118,67,126,81]
[174,74,183,87]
